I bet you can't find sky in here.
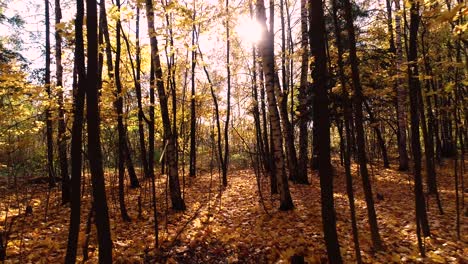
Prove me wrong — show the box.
[0,0,384,91]
[0,0,264,80]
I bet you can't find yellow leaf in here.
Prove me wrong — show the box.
[427,251,445,264]
[391,253,401,263]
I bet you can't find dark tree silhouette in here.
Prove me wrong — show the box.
[343,0,384,251]
[407,0,430,256]
[309,0,342,261]
[86,0,113,261]
[65,0,86,261]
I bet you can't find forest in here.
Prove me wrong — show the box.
[0,0,466,262]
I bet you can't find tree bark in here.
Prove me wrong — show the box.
[115,0,131,222]
[420,26,444,214]
[279,0,298,182]
[309,0,342,261]
[343,0,384,251]
[223,0,231,187]
[249,0,267,185]
[149,60,158,247]
[145,0,185,210]
[86,0,113,261]
[134,6,150,179]
[394,0,410,171]
[296,0,309,185]
[99,0,139,189]
[189,1,197,178]
[55,0,69,204]
[258,59,274,187]
[407,1,431,247]
[332,0,362,261]
[45,0,55,188]
[363,101,390,168]
[256,0,294,211]
[65,1,86,261]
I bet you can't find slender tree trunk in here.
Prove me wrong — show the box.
[55,0,69,204]
[65,1,85,261]
[145,0,185,210]
[252,45,264,167]
[416,63,435,194]
[135,6,150,179]
[311,94,319,170]
[249,0,266,181]
[161,0,178,179]
[394,0,410,171]
[407,2,431,250]
[386,0,396,53]
[363,102,390,168]
[45,0,55,187]
[332,0,362,261]
[296,0,309,184]
[285,0,294,134]
[279,0,298,182]
[115,0,131,222]
[100,0,139,189]
[189,0,197,178]
[258,59,273,179]
[222,0,231,187]
[421,29,443,165]
[196,41,227,192]
[343,0,384,251]
[258,62,276,193]
[202,50,225,189]
[420,25,444,214]
[256,0,294,211]
[149,61,158,247]
[309,0,342,261]
[86,0,113,261]
[124,136,140,188]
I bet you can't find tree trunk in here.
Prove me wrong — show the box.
[249,0,267,183]
[279,0,298,182]
[420,26,444,214]
[343,0,384,251]
[222,0,231,187]
[251,45,264,172]
[55,0,69,204]
[65,1,86,261]
[134,6,150,179]
[115,0,131,222]
[86,0,113,261]
[394,0,410,171]
[45,0,55,188]
[147,61,159,248]
[258,59,274,182]
[256,0,294,211]
[145,0,185,211]
[160,0,178,184]
[189,2,197,178]
[309,0,342,261]
[407,1,431,247]
[363,102,390,168]
[296,0,309,184]
[332,0,362,261]
[311,94,319,170]
[99,0,139,189]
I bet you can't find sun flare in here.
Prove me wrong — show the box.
[235,15,263,44]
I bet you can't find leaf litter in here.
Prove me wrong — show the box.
[0,159,466,263]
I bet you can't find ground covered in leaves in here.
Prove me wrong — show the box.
[0,159,466,263]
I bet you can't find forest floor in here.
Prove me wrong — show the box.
[0,158,467,263]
